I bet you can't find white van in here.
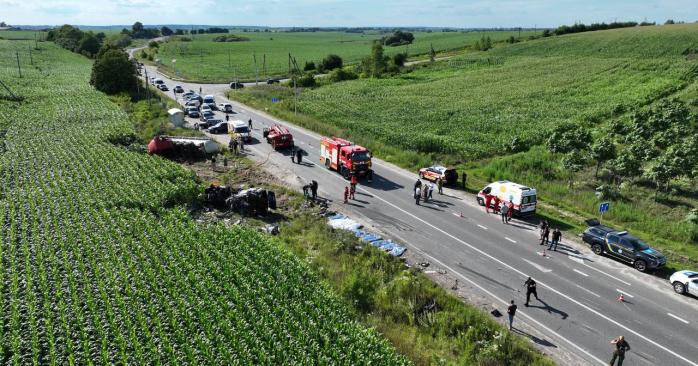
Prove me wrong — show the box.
[203,95,216,110]
[230,120,251,142]
[477,180,537,216]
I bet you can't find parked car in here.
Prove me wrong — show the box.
[266,78,280,84]
[670,270,698,295]
[185,106,200,118]
[182,91,195,99]
[218,103,233,113]
[207,121,228,134]
[174,85,184,93]
[418,165,458,185]
[195,120,214,130]
[185,99,201,108]
[229,81,244,89]
[154,78,164,86]
[203,95,216,110]
[199,110,215,121]
[201,104,212,114]
[157,84,169,91]
[582,219,666,272]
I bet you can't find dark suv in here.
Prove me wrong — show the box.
[582,219,666,272]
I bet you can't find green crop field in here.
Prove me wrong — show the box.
[0,40,406,365]
[147,30,534,82]
[0,30,47,40]
[230,24,698,265]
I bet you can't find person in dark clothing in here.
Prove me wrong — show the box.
[610,336,630,366]
[414,178,422,191]
[540,225,550,246]
[344,186,349,204]
[229,139,238,154]
[248,118,252,129]
[500,203,509,224]
[311,180,318,201]
[524,277,539,306]
[302,184,311,199]
[437,178,443,194]
[549,228,561,251]
[507,300,517,330]
[462,171,467,189]
[415,186,421,205]
[295,148,303,164]
[225,114,229,122]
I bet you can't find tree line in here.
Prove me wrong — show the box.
[46,25,107,58]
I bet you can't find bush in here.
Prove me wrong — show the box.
[148,41,159,48]
[212,35,249,42]
[329,68,358,83]
[320,54,343,71]
[90,48,138,95]
[295,73,316,88]
[343,270,378,313]
[392,52,407,67]
[303,61,316,71]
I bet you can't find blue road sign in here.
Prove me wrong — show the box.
[599,202,609,213]
[271,97,279,103]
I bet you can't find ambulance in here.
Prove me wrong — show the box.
[477,180,537,216]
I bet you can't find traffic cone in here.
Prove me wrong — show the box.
[459,211,464,218]
[617,293,625,302]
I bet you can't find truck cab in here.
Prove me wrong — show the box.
[320,137,372,181]
[263,124,294,149]
[229,120,251,142]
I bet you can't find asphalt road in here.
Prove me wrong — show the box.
[140,65,698,366]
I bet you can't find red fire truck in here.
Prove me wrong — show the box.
[320,137,373,181]
[263,124,294,149]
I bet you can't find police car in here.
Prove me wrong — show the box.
[418,165,458,185]
[669,270,698,295]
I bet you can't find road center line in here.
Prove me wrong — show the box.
[575,284,601,298]
[573,269,589,277]
[667,313,689,324]
[505,237,516,243]
[477,224,488,230]
[583,262,632,286]
[615,289,634,298]
[357,185,698,366]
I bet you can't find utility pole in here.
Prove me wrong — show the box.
[16,52,22,78]
[29,48,33,65]
[253,53,259,86]
[263,54,266,79]
[144,67,151,104]
[228,49,231,69]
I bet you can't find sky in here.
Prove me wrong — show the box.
[2,0,698,28]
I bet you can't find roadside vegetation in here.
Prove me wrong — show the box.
[228,23,698,269]
[143,30,535,82]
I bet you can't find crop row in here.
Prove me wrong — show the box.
[0,40,407,365]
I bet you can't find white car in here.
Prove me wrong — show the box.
[670,270,698,295]
[219,103,233,113]
[201,104,212,113]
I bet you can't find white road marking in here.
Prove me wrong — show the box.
[615,289,634,298]
[667,313,689,324]
[523,258,552,273]
[505,237,516,243]
[357,186,698,366]
[573,269,589,277]
[477,224,488,230]
[568,255,585,264]
[575,284,601,298]
[583,262,632,286]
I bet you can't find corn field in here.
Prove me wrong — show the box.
[0,40,407,365]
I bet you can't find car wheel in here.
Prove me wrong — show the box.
[672,281,686,294]
[592,244,603,255]
[634,259,647,272]
[477,197,484,206]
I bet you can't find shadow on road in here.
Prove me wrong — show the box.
[369,172,404,191]
[512,328,557,348]
[528,298,568,319]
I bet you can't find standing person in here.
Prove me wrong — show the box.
[610,336,631,366]
[539,220,548,243]
[415,186,421,205]
[493,196,501,214]
[350,174,358,192]
[507,201,514,222]
[229,139,238,154]
[291,147,296,163]
[422,184,429,202]
[311,180,318,201]
[428,182,435,200]
[296,148,303,164]
[500,202,509,224]
[507,300,517,330]
[540,225,550,246]
[349,183,356,200]
[344,186,349,204]
[437,178,443,195]
[199,87,202,94]
[225,114,229,122]
[484,193,493,213]
[462,171,467,189]
[302,184,311,199]
[248,118,252,130]
[523,277,539,307]
[238,136,244,152]
[549,228,561,251]
[414,178,422,191]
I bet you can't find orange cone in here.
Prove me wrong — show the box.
[617,293,625,302]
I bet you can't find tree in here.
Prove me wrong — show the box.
[296,73,316,87]
[320,54,343,71]
[542,29,551,37]
[560,150,587,187]
[95,32,106,42]
[148,41,159,48]
[429,43,436,63]
[329,68,358,83]
[132,22,144,33]
[161,26,173,36]
[0,22,6,27]
[78,34,101,57]
[367,41,387,77]
[546,123,592,154]
[303,61,316,71]
[590,136,617,178]
[643,156,676,200]
[90,48,137,95]
[392,52,407,67]
[609,153,642,183]
[665,19,676,25]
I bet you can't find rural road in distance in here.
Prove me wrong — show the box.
[139,63,698,366]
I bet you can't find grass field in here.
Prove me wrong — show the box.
[147,30,535,82]
[0,40,407,364]
[229,24,698,267]
[0,30,47,40]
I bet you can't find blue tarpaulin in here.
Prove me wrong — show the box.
[327,215,405,257]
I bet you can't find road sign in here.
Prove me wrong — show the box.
[271,97,279,103]
[599,202,609,213]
